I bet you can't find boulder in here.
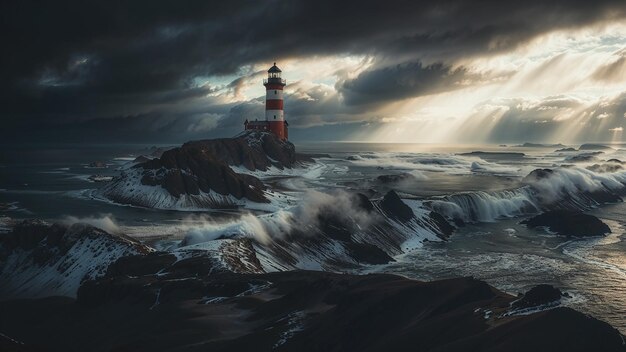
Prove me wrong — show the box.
[513,284,566,309]
[521,210,610,237]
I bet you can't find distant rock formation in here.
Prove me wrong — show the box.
[516,142,566,148]
[579,143,613,151]
[555,147,576,152]
[459,151,525,159]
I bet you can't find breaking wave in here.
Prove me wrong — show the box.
[428,166,626,222]
[429,188,538,223]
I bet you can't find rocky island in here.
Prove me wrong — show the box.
[99,131,305,210]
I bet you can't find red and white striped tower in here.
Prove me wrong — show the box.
[263,63,288,140]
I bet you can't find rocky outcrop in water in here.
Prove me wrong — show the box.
[522,210,611,237]
[99,131,303,209]
[376,173,417,185]
[579,143,613,151]
[556,147,576,152]
[175,131,298,171]
[459,151,526,159]
[513,284,568,309]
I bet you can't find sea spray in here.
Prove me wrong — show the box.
[428,166,625,223]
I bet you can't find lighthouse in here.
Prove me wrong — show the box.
[243,63,289,140]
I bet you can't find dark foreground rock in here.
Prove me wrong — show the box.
[521,210,611,237]
[0,270,624,352]
[0,220,152,299]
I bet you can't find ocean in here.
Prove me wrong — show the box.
[1,141,625,333]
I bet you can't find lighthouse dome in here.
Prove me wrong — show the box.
[268,63,282,73]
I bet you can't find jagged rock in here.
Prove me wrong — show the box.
[555,147,576,152]
[379,190,414,222]
[140,144,267,201]
[0,220,152,299]
[132,155,151,163]
[522,210,611,237]
[429,211,455,239]
[175,130,297,171]
[100,131,307,208]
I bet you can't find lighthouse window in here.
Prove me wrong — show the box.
[274,90,277,94]
[274,115,276,119]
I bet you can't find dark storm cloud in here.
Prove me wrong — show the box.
[2,0,626,142]
[339,61,469,106]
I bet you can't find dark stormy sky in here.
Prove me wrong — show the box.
[2,0,626,144]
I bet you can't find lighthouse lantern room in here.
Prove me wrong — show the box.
[243,63,289,140]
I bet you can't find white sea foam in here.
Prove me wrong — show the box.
[429,166,626,222]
